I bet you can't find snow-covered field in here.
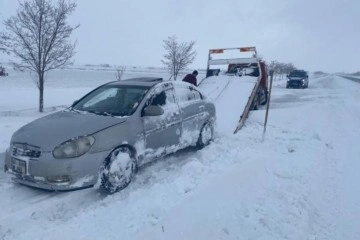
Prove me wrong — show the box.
[0,68,359,240]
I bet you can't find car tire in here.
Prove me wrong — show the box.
[197,121,214,149]
[100,146,136,194]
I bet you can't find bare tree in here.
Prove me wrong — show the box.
[2,0,79,112]
[269,60,296,80]
[0,33,10,54]
[162,35,196,81]
[115,65,126,81]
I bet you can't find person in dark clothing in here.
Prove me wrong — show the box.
[182,70,198,86]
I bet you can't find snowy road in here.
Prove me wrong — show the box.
[0,71,359,240]
[338,74,360,83]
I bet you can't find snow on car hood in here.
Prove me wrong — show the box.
[11,111,127,151]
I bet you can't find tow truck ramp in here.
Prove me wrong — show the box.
[198,47,269,134]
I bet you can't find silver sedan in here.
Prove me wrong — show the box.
[4,77,216,193]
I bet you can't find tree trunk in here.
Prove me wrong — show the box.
[39,73,44,112]
[173,65,176,81]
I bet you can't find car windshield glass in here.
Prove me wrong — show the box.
[72,85,149,116]
[289,71,306,77]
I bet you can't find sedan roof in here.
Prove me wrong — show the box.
[106,77,163,87]
[124,77,163,82]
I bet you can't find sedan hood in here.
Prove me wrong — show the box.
[12,111,127,151]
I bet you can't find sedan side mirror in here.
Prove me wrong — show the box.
[286,74,289,78]
[143,105,164,116]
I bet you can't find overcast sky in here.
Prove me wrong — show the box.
[1,0,359,73]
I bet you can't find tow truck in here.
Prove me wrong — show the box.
[199,47,269,132]
[205,47,268,110]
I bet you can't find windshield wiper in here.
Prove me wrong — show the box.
[87,110,128,117]
[85,110,111,116]
[68,107,82,113]
[104,111,129,117]
[70,108,127,117]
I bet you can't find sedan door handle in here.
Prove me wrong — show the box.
[198,105,205,111]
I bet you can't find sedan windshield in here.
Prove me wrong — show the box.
[72,85,149,116]
[289,71,306,77]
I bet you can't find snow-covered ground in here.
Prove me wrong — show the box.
[0,68,359,240]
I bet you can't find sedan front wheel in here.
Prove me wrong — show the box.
[100,147,136,194]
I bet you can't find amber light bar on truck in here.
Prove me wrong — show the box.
[206,46,260,78]
[240,47,256,52]
[207,47,259,66]
[208,58,258,65]
[209,49,224,54]
[209,46,257,54]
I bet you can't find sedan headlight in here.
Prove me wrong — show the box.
[53,136,95,159]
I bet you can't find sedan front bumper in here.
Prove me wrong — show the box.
[4,147,109,191]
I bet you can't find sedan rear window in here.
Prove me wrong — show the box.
[72,85,149,116]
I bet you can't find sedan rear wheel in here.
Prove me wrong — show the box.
[101,147,136,194]
[197,121,214,149]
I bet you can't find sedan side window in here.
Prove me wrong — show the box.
[150,91,166,106]
[176,87,191,103]
[175,86,202,104]
[190,89,202,101]
[149,89,176,108]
